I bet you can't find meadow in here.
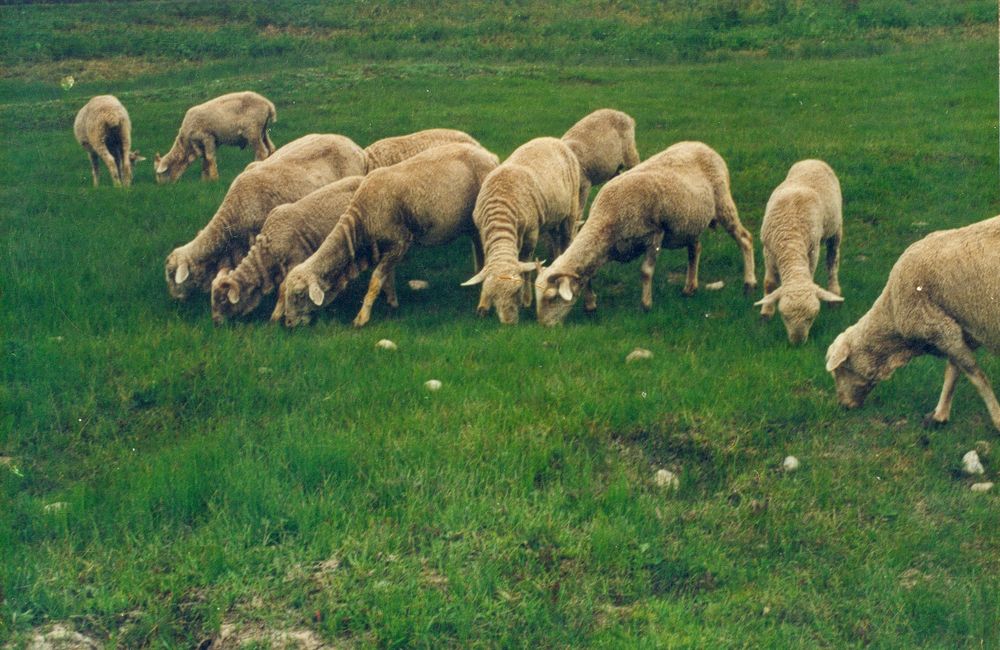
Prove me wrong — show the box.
[2,1,999,647]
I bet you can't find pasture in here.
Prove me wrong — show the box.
[2,1,999,647]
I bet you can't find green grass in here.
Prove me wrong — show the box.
[2,1,999,647]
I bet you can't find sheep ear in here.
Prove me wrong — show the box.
[558,276,574,302]
[815,286,844,304]
[825,333,851,372]
[461,268,488,287]
[154,153,161,164]
[308,281,325,306]
[227,284,240,304]
[519,261,539,273]
[175,262,190,284]
[753,288,782,309]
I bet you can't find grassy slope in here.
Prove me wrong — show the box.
[1,1,999,647]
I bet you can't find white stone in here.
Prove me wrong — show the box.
[962,450,985,475]
[626,348,653,363]
[971,482,994,493]
[782,456,800,472]
[704,280,725,291]
[43,502,69,513]
[424,379,442,391]
[408,279,429,291]
[375,339,398,351]
[653,469,679,490]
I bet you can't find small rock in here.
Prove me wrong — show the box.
[43,501,69,513]
[408,279,429,291]
[375,339,397,351]
[971,482,994,493]
[782,456,800,472]
[653,469,679,490]
[626,348,653,363]
[962,450,985,475]
[704,280,725,291]
[424,379,442,392]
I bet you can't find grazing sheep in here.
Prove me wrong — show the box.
[165,134,366,300]
[561,108,640,209]
[74,95,144,187]
[210,175,364,324]
[275,143,500,328]
[754,160,844,344]
[461,137,582,324]
[363,128,481,172]
[535,141,756,326]
[826,215,1000,431]
[154,91,276,183]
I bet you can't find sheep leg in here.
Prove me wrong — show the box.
[120,129,133,187]
[354,250,405,328]
[763,249,780,294]
[682,240,701,297]
[520,231,540,307]
[825,230,842,296]
[471,237,484,273]
[251,130,270,161]
[98,148,121,186]
[641,232,664,310]
[926,319,1000,430]
[263,128,276,156]
[583,279,597,313]
[578,179,592,218]
[200,139,219,181]
[716,197,756,295]
[382,269,399,309]
[88,151,101,187]
[923,361,960,427]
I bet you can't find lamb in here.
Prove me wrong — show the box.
[826,215,1000,431]
[164,133,367,300]
[561,108,640,209]
[362,128,481,172]
[210,175,364,324]
[461,137,581,324]
[275,143,500,328]
[73,95,144,187]
[754,160,845,344]
[154,91,276,183]
[535,141,756,326]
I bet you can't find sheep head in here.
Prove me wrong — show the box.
[462,261,536,325]
[755,283,843,345]
[211,269,262,324]
[164,248,204,300]
[534,266,582,327]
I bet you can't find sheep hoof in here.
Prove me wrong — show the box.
[922,412,948,428]
[681,286,697,297]
[743,282,757,297]
[640,300,652,312]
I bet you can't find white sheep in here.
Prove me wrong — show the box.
[754,160,844,344]
[73,95,144,187]
[461,137,581,324]
[826,214,1000,431]
[275,143,500,328]
[363,128,481,172]
[210,175,364,324]
[535,141,756,326]
[154,91,276,183]
[165,133,367,300]
[561,108,640,209]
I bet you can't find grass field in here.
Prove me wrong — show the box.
[2,1,999,647]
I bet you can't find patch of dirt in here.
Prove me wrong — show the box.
[1,57,187,83]
[208,622,328,649]
[23,624,100,650]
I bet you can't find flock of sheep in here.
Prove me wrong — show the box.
[74,91,1000,433]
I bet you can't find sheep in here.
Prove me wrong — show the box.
[754,160,845,344]
[461,137,582,324]
[73,95,144,187]
[275,142,500,328]
[210,175,364,324]
[363,128,481,172]
[164,133,367,300]
[826,215,1000,431]
[535,141,756,326]
[154,91,276,183]
[561,108,640,210]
